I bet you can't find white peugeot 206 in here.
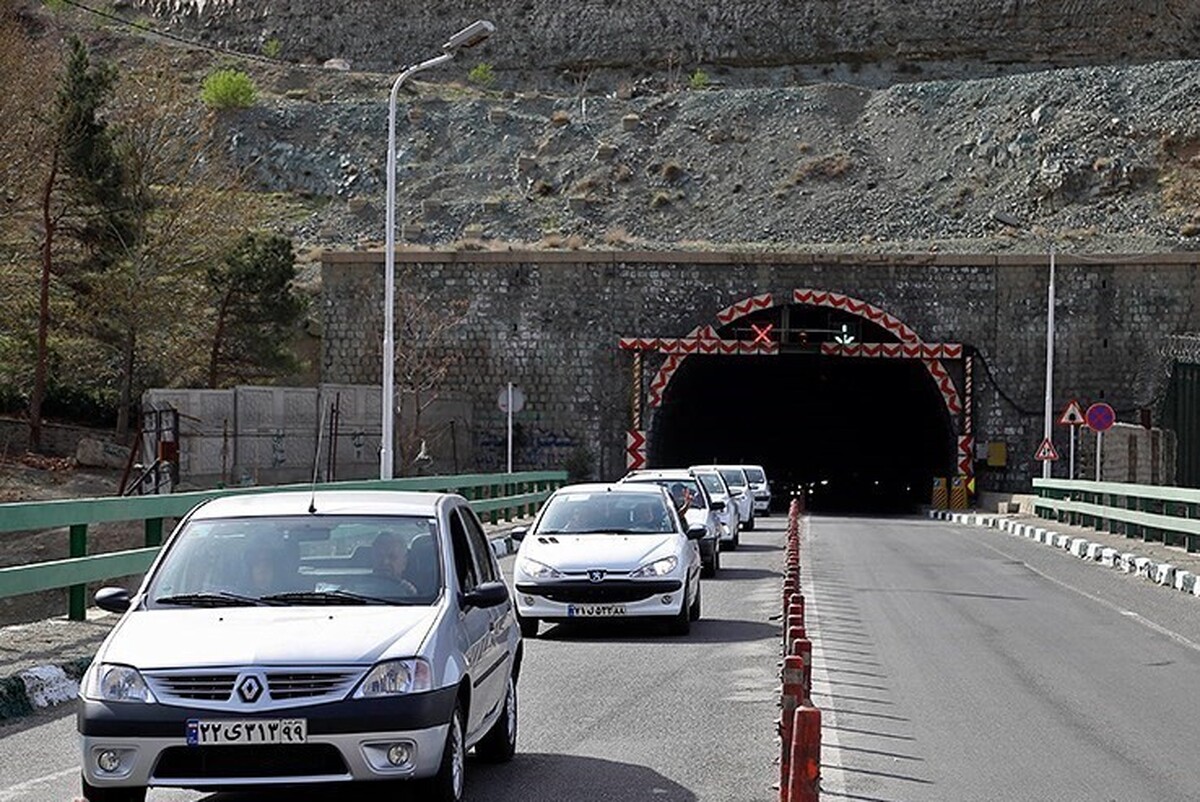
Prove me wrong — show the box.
[78,490,520,802]
[510,483,705,638]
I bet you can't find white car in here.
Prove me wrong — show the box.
[510,483,705,638]
[689,466,740,549]
[742,465,772,515]
[712,465,755,531]
[79,490,519,802]
[618,469,722,576]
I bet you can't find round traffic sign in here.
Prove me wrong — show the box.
[498,386,525,414]
[1085,402,1115,432]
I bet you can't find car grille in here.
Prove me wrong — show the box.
[266,671,358,700]
[145,670,360,705]
[153,744,348,779]
[149,674,238,701]
[517,580,681,604]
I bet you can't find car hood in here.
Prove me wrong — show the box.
[100,605,440,669]
[520,534,677,572]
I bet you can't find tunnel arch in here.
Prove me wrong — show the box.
[629,290,969,511]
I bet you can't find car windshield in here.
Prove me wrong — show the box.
[695,473,726,496]
[147,515,444,607]
[745,468,766,483]
[536,491,677,534]
[719,469,747,489]
[625,478,707,510]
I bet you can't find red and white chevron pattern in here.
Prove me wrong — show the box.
[626,429,647,470]
[957,435,973,478]
[820,343,964,359]
[716,293,773,325]
[621,336,779,356]
[793,289,921,343]
[924,359,962,416]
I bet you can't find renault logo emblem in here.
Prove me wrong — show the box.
[237,675,263,704]
[587,569,606,583]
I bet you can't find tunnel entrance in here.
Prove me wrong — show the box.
[645,301,958,514]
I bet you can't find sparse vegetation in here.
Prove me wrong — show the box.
[200,69,257,110]
[550,109,571,126]
[650,191,672,209]
[661,160,683,182]
[790,150,854,184]
[467,62,496,87]
[689,69,710,90]
[262,38,282,59]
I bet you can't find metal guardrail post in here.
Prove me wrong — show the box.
[68,524,87,621]
[489,485,499,525]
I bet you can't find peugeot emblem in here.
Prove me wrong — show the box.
[237,675,263,704]
[587,569,606,583]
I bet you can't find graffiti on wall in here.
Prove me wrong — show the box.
[478,426,578,472]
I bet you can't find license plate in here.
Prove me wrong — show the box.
[186,719,308,746]
[567,604,627,617]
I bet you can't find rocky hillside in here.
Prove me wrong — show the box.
[216,58,1200,257]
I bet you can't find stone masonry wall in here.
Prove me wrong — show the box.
[132,1,1200,85]
[321,251,1200,492]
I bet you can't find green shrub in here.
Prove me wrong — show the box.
[200,69,258,110]
[262,38,282,59]
[688,69,710,90]
[467,62,496,87]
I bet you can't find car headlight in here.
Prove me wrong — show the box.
[629,555,678,578]
[518,557,563,580]
[354,659,433,698]
[82,664,156,704]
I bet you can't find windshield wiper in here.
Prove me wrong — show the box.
[259,590,401,606]
[155,592,278,608]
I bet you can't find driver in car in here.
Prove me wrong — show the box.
[373,531,419,595]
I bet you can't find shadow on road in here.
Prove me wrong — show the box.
[727,542,782,553]
[710,566,780,581]
[197,753,697,801]
[538,617,779,645]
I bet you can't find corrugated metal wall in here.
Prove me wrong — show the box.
[1162,362,1200,487]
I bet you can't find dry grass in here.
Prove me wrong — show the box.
[550,110,571,127]
[1157,135,1200,218]
[603,226,636,246]
[535,233,585,249]
[790,150,854,184]
[661,160,683,182]
[649,191,672,209]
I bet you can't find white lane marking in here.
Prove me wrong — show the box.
[802,518,845,794]
[0,766,79,801]
[972,537,1200,654]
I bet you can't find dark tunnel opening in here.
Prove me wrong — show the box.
[648,353,956,514]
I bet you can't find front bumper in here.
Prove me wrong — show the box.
[514,579,686,619]
[79,687,457,789]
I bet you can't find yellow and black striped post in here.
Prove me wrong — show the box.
[931,477,948,510]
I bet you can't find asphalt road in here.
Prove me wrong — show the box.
[0,520,786,802]
[807,515,1200,802]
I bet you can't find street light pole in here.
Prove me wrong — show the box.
[380,21,495,479]
[1042,246,1056,479]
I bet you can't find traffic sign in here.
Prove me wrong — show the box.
[498,386,525,414]
[1085,402,1115,432]
[1034,437,1059,461]
[1058,400,1086,426]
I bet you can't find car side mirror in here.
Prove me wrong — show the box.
[462,580,511,609]
[510,526,528,542]
[685,524,707,541]
[710,500,725,511]
[95,586,132,614]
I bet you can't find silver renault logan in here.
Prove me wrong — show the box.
[79,490,520,802]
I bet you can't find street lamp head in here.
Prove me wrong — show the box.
[443,20,495,52]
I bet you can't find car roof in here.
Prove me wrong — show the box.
[189,490,455,520]
[620,470,695,481]
[551,482,667,495]
[709,465,749,473]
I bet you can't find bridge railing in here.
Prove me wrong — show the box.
[0,471,567,619]
[1032,478,1200,554]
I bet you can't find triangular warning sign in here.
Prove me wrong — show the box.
[1058,400,1086,426]
[1034,437,1059,461]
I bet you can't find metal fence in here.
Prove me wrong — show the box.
[0,471,566,619]
[1032,478,1200,553]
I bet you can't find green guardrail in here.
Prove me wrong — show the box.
[1032,478,1200,554]
[0,471,566,619]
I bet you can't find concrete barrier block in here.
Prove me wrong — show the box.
[1175,571,1195,593]
[1034,527,1047,541]
[1155,564,1176,586]
[1070,538,1090,557]
[1085,543,1104,561]
[1134,557,1155,579]
[19,666,78,709]
[1101,548,1120,567]
[1194,577,1200,597]
[1120,554,1138,573]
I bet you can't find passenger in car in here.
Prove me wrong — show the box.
[373,531,419,595]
